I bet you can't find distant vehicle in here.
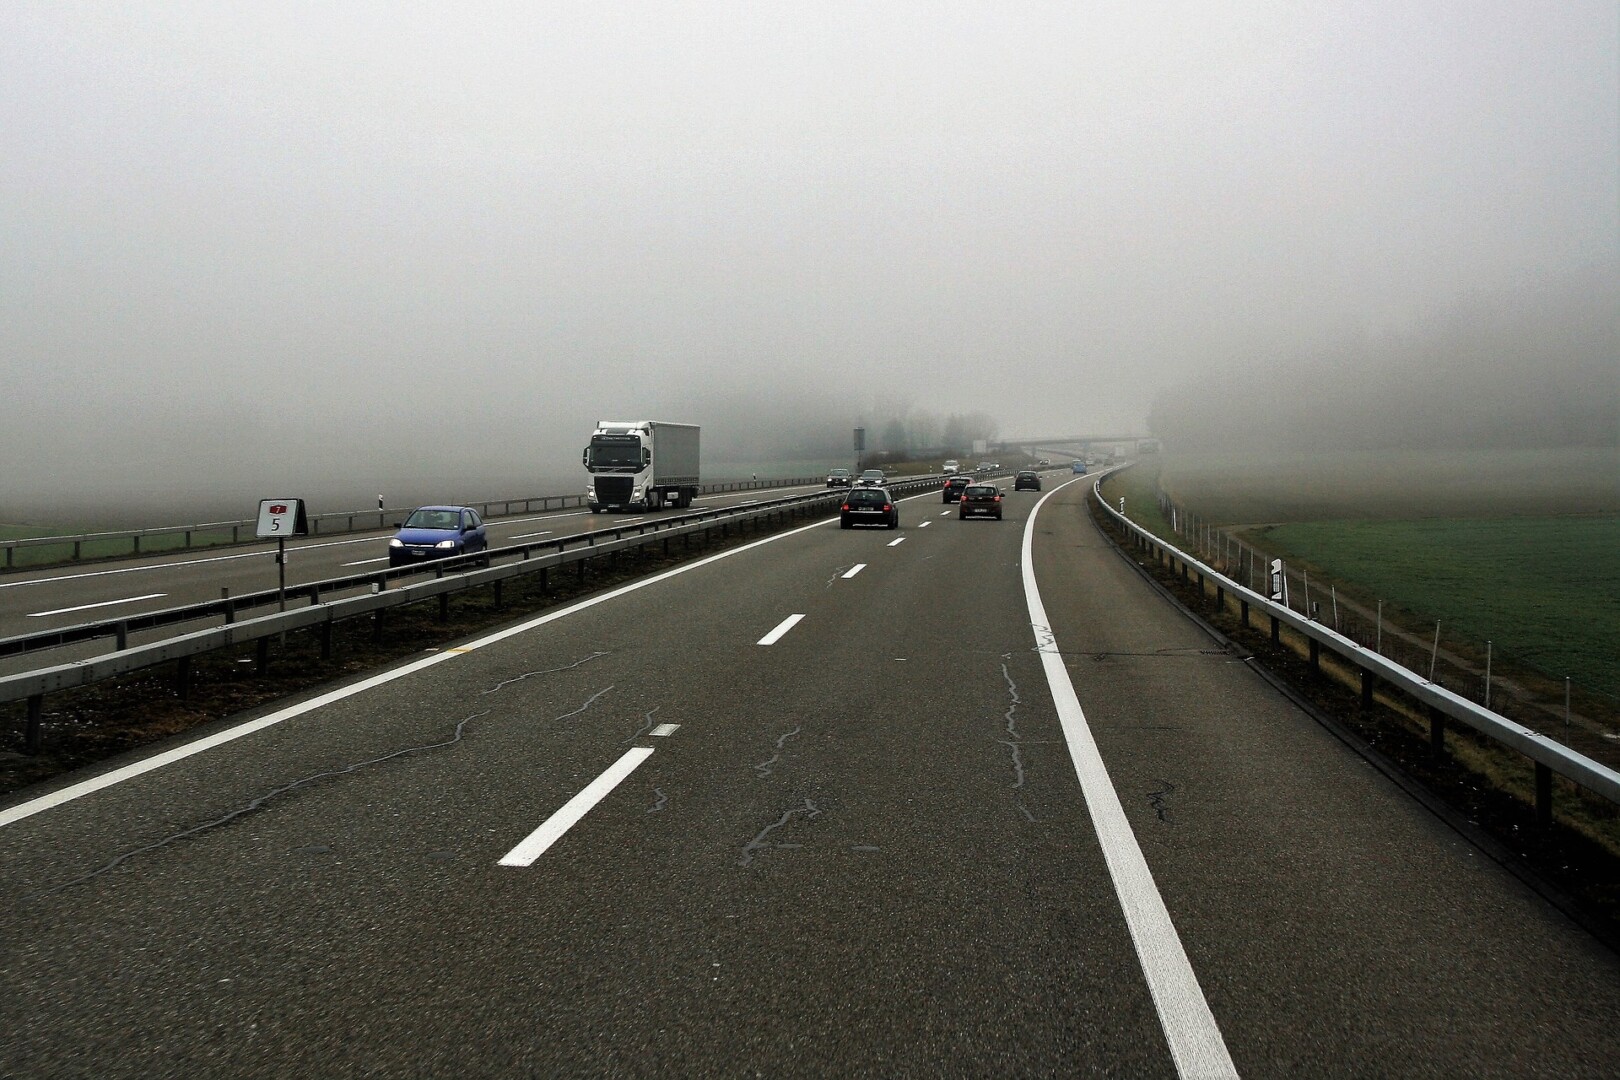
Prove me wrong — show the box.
[975,462,994,473]
[583,420,700,512]
[840,487,899,529]
[1014,470,1041,491]
[1072,461,1087,474]
[1037,459,1051,467]
[389,506,488,567]
[942,460,961,474]
[958,484,1004,520]
[942,475,972,502]
[857,469,887,486]
[826,468,853,488]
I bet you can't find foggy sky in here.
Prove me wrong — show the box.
[3,3,1616,523]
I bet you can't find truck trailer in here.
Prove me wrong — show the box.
[583,420,701,512]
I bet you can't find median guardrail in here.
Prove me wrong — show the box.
[1,474,944,753]
[1091,473,1620,819]
[0,476,828,570]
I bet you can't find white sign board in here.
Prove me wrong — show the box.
[256,498,308,538]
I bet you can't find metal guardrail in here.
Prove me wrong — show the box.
[0,476,827,570]
[0,475,943,751]
[1092,475,1620,816]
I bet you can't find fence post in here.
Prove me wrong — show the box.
[25,694,44,754]
[1535,763,1553,827]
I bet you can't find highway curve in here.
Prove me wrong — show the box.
[1,477,1617,1077]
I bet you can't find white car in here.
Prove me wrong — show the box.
[942,460,961,474]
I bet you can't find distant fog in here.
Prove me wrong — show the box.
[1148,272,1619,456]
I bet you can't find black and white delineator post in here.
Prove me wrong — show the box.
[255,499,310,611]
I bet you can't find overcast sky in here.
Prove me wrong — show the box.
[2,2,1615,519]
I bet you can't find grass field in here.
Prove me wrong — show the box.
[1253,516,1620,699]
[1102,451,1620,700]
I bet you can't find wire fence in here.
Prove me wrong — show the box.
[1147,484,1619,760]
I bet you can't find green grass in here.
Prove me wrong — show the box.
[1252,516,1620,698]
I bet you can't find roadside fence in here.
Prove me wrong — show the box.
[1089,474,1620,825]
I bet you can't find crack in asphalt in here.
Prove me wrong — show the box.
[753,726,802,778]
[739,799,821,865]
[1147,779,1177,823]
[625,706,661,743]
[996,663,1027,790]
[36,656,616,898]
[481,650,610,695]
[36,708,494,897]
[646,788,668,814]
[826,564,856,589]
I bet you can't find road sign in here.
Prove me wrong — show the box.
[256,499,309,539]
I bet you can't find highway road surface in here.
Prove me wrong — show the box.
[0,484,827,655]
[2,476,1617,1077]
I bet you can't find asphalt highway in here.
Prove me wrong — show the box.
[0,484,823,648]
[2,477,1617,1077]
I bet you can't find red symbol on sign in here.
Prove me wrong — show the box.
[270,504,288,514]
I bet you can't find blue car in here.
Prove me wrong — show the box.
[389,505,488,567]
[1071,461,1088,475]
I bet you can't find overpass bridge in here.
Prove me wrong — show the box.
[990,433,1159,455]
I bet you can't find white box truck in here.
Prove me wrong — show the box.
[583,420,701,512]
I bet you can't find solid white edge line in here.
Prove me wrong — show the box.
[1,504,848,829]
[756,613,805,646]
[498,747,655,867]
[27,593,168,618]
[0,649,464,829]
[1023,478,1237,1079]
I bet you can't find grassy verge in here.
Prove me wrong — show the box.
[1087,492,1620,936]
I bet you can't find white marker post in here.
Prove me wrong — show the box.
[255,499,310,611]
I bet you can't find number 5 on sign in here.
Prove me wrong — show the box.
[256,499,309,538]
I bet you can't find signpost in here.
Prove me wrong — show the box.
[255,499,309,611]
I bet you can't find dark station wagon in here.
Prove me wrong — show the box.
[840,487,899,529]
[957,484,1004,520]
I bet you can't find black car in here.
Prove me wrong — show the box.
[826,468,853,488]
[840,486,899,529]
[1014,470,1041,491]
[942,475,972,503]
[957,484,1003,520]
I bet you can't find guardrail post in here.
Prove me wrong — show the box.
[1535,763,1553,827]
[1360,669,1374,709]
[1428,705,1445,757]
[175,656,193,700]
[25,694,44,754]
[493,579,504,609]
[74,540,82,561]
[184,530,192,549]
[1270,615,1280,646]
[1240,599,1249,628]
[1308,637,1320,675]
[116,621,129,650]
[133,535,141,555]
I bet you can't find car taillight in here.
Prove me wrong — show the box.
[840,503,850,511]
[994,495,1001,501]
[882,504,891,511]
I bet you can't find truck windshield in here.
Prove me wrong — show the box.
[588,436,643,469]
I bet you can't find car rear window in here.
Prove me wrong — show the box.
[848,490,887,505]
[964,486,997,496]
